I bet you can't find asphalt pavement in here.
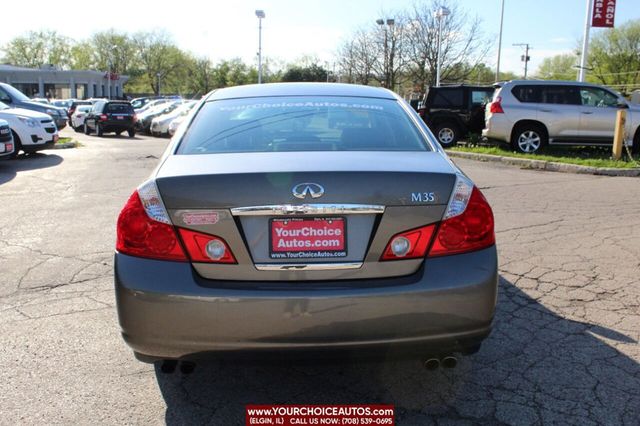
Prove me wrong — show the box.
[0,128,638,425]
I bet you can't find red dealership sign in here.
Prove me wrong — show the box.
[592,0,616,28]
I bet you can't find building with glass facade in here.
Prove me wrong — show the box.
[0,64,129,99]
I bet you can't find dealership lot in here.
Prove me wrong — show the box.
[0,129,638,424]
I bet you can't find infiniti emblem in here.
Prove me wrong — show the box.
[292,183,324,199]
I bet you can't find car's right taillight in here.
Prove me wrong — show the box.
[116,181,188,261]
[489,96,504,113]
[428,175,495,257]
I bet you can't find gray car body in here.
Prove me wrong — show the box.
[115,83,498,361]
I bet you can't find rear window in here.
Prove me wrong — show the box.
[105,103,133,113]
[511,85,542,103]
[177,96,430,154]
[429,88,463,107]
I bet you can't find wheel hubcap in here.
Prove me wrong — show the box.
[438,128,454,144]
[517,131,541,152]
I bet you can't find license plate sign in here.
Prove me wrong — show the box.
[270,217,346,259]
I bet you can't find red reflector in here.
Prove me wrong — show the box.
[380,224,436,261]
[489,97,504,113]
[177,228,236,264]
[428,187,495,257]
[116,192,187,261]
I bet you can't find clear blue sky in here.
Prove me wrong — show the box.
[2,0,639,75]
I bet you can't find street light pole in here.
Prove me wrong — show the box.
[495,0,505,82]
[256,10,265,84]
[578,0,593,82]
[376,18,395,89]
[434,7,450,87]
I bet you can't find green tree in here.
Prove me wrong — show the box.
[536,53,577,80]
[1,30,72,68]
[281,64,328,82]
[586,19,640,93]
[133,31,185,94]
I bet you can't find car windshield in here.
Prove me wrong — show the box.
[177,96,429,154]
[1,84,30,102]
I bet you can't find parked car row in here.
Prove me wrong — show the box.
[418,80,640,154]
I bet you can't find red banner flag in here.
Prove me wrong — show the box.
[592,0,616,28]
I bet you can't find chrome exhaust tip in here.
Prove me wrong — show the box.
[424,358,440,370]
[441,356,458,369]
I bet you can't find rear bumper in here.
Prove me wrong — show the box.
[482,115,511,143]
[115,246,498,360]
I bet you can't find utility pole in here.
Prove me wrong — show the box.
[513,43,531,79]
[495,0,505,82]
[578,0,593,81]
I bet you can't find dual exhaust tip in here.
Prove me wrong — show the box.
[424,355,457,370]
[160,357,457,374]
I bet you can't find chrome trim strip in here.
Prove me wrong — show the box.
[254,262,363,271]
[231,204,385,216]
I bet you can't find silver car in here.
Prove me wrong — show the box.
[115,83,498,369]
[483,80,640,153]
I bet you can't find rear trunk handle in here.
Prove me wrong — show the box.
[231,204,385,216]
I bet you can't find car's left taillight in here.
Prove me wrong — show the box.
[116,181,188,261]
[116,180,237,263]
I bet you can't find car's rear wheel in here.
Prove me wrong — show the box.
[74,125,82,133]
[128,128,136,138]
[84,122,90,135]
[97,124,104,137]
[434,122,460,148]
[511,124,547,154]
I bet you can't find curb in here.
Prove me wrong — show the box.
[52,141,78,150]
[447,151,640,177]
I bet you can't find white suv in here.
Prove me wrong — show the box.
[483,80,640,154]
[0,101,59,157]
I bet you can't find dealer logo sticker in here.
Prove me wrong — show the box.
[182,211,220,225]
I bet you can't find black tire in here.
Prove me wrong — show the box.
[632,128,640,156]
[433,122,460,148]
[115,131,122,136]
[8,131,22,159]
[84,122,90,135]
[97,123,103,137]
[128,128,136,138]
[73,125,82,133]
[511,123,547,154]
